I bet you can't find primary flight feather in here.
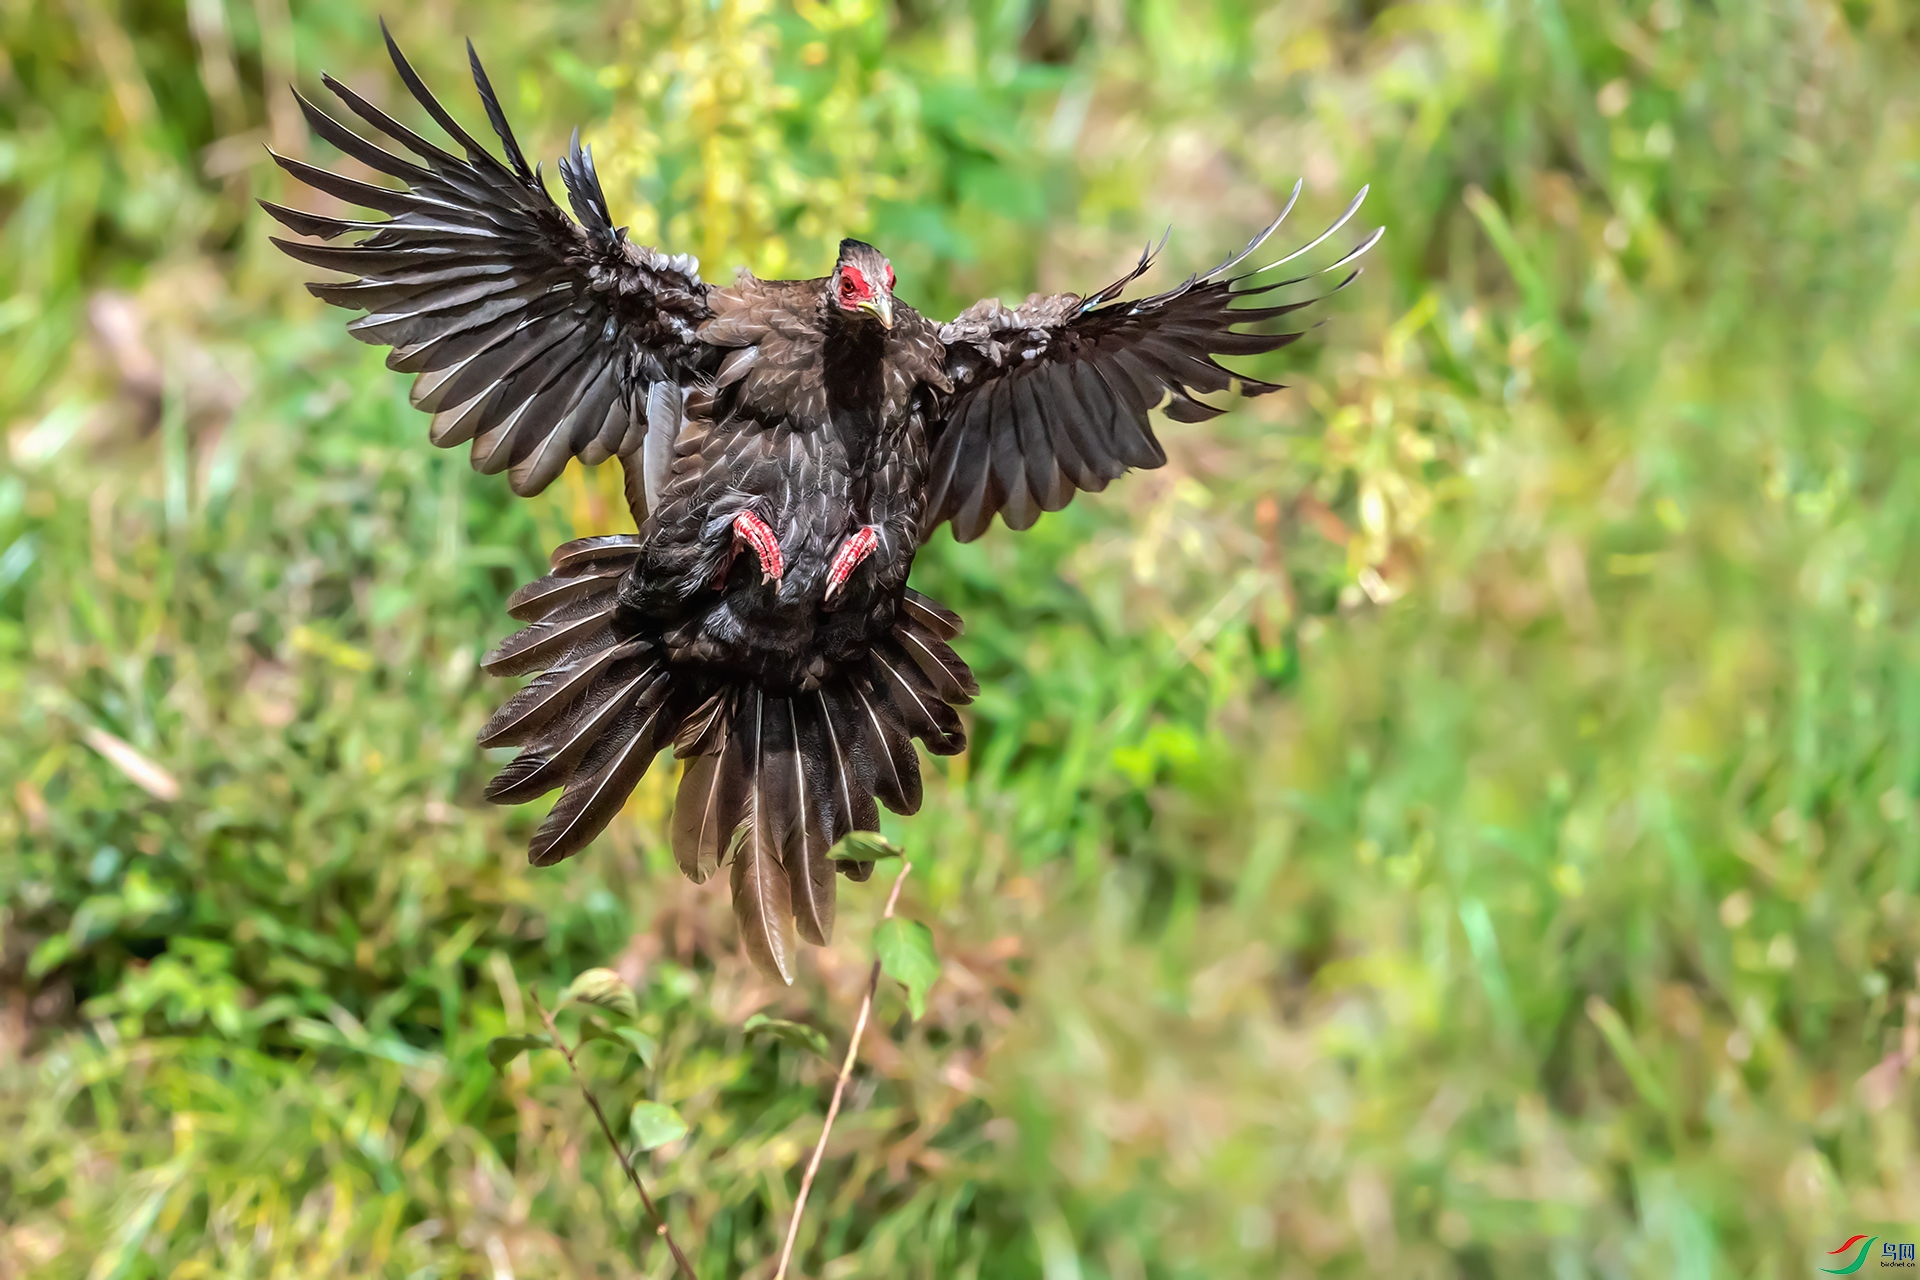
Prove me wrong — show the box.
[266,27,1381,982]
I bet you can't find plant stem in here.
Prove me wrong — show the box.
[533,993,699,1280]
[772,859,913,1280]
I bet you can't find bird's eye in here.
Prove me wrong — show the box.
[884,265,895,290]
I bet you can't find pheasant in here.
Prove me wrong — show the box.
[265,27,1381,981]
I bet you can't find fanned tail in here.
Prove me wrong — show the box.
[484,546,977,985]
[479,535,701,867]
[679,587,975,982]
[672,590,975,982]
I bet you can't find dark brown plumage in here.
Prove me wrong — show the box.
[267,27,1381,981]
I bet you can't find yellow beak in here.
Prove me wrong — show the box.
[859,293,893,330]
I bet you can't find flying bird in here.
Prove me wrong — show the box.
[265,28,1382,982]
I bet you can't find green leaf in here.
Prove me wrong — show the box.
[629,1100,688,1152]
[579,1021,658,1067]
[1585,996,1672,1115]
[557,967,639,1023]
[744,1013,832,1059]
[486,1033,550,1070]
[27,931,73,978]
[828,830,904,862]
[874,918,939,1020]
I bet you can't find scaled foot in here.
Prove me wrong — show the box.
[730,510,784,584]
[824,525,880,603]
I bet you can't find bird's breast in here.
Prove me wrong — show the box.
[628,382,930,692]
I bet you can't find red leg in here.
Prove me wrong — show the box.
[731,510,784,583]
[824,525,880,601]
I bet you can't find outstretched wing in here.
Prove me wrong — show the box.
[263,24,714,502]
[926,185,1382,542]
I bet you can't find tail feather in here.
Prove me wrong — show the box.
[814,686,880,880]
[548,533,645,571]
[485,663,659,804]
[816,686,881,831]
[672,695,746,884]
[895,618,978,703]
[871,646,965,754]
[733,690,797,983]
[505,535,641,622]
[900,587,963,640]
[482,541,978,982]
[529,682,676,866]
[477,638,638,748]
[482,590,619,677]
[673,689,728,758]
[506,558,629,621]
[846,675,923,815]
[670,748,729,884]
[786,697,837,945]
[731,818,795,985]
[751,688,799,862]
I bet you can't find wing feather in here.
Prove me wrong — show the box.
[929,194,1380,540]
[268,30,712,499]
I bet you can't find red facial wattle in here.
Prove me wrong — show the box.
[836,261,894,328]
[838,266,870,308]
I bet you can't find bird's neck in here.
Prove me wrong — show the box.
[820,317,889,465]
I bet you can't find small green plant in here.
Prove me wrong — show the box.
[775,860,918,1280]
[491,974,698,1277]
[490,859,934,1278]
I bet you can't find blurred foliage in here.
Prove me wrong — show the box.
[6,0,1920,1276]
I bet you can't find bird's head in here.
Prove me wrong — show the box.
[829,239,894,330]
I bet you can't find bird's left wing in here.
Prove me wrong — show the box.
[263,25,712,502]
[926,186,1381,542]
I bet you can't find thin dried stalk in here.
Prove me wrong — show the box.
[772,860,913,1280]
[533,993,699,1280]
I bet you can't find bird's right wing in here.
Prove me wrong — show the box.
[927,186,1381,542]
[263,25,712,502]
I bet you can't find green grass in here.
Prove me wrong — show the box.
[5,0,1920,1276]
